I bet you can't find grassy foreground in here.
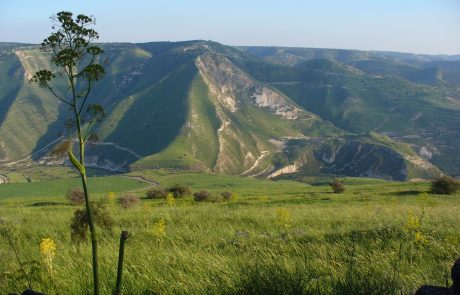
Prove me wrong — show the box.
[1,170,459,294]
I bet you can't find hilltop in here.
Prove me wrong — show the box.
[0,41,459,180]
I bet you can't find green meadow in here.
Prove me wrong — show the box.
[1,170,459,294]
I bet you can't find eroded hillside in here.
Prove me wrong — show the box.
[0,41,458,179]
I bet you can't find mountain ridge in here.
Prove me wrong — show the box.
[0,41,458,180]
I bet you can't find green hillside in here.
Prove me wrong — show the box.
[0,41,459,179]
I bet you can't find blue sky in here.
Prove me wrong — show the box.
[1,0,459,54]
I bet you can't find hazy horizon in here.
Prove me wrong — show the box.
[1,0,459,55]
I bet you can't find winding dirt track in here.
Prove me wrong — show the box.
[122,175,159,192]
[0,175,7,184]
[240,151,270,176]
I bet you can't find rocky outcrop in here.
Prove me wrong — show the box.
[196,53,304,119]
[268,163,299,178]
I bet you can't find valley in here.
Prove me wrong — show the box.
[1,41,459,181]
[2,3,459,294]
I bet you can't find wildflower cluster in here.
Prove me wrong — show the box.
[107,192,116,204]
[276,208,292,230]
[229,192,239,203]
[153,218,166,238]
[40,237,56,276]
[165,193,176,206]
[405,212,427,245]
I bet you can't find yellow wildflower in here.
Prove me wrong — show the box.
[405,212,420,231]
[276,208,292,229]
[107,192,116,204]
[414,231,427,244]
[40,237,56,276]
[230,193,239,203]
[165,193,176,206]
[153,218,166,238]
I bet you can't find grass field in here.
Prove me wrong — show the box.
[1,170,459,294]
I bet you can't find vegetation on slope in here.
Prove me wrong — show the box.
[1,171,459,294]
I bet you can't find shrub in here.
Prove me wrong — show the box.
[329,178,345,193]
[70,201,113,244]
[119,194,140,209]
[66,188,85,205]
[431,176,459,195]
[193,190,217,202]
[169,184,191,198]
[222,191,239,203]
[146,188,168,199]
[221,191,232,201]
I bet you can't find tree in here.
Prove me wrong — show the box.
[31,11,105,295]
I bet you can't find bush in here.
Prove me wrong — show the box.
[146,188,168,199]
[431,176,459,195]
[70,201,113,244]
[193,190,217,202]
[221,191,232,201]
[329,178,345,193]
[66,188,85,205]
[169,184,191,198]
[221,191,239,202]
[119,194,140,209]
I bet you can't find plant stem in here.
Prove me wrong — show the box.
[71,65,99,295]
[81,172,99,295]
[114,231,130,295]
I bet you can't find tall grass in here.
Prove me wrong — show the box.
[0,178,459,294]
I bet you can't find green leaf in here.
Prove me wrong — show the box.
[67,150,85,175]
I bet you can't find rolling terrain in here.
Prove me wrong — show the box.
[0,41,459,180]
[1,170,460,294]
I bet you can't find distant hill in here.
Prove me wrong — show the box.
[1,41,459,180]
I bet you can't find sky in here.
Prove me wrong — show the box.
[1,0,459,55]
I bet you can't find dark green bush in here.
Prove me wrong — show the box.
[70,201,113,244]
[431,176,459,195]
[169,184,191,198]
[329,178,345,193]
[146,188,168,199]
[119,194,140,209]
[193,190,219,202]
[66,188,85,205]
[221,191,233,201]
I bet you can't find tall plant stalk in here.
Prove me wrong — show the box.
[31,11,106,295]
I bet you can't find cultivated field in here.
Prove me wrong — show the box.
[1,170,459,294]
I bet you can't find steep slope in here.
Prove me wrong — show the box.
[0,49,62,164]
[238,47,460,176]
[0,42,457,179]
[133,51,341,175]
